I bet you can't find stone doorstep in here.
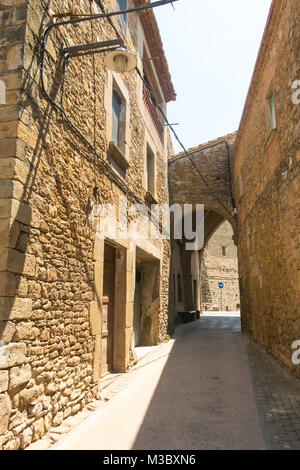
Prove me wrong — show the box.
[25,341,170,450]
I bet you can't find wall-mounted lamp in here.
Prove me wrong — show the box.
[104,47,137,73]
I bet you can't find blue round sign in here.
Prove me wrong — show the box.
[218,282,224,289]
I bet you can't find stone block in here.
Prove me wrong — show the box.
[0,320,15,344]
[0,121,18,139]
[0,198,12,219]
[18,122,37,149]
[0,370,8,392]
[23,253,36,277]
[9,363,31,390]
[0,342,26,369]
[15,321,32,340]
[0,137,17,157]
[0,393,11,434]
[90,300,101,335]
[0,180,24,200]
[92,334,101,384]
[43,412,52,432]
[93,236,104,262]
[0,104,20,123]
[0,71,23,91]
[3,436,20,450]
[27,400,42,418]
[19,384,43,407]
[94,260,103,301]
[7,44,23,71]
[20,427,33,449]
[52,411,63,427]
[0,297,32,320]
[0,270,17,296]
[0,217,20,248]
[32,417,44,442]
[0,158,29,185]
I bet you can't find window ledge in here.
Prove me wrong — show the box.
[109,141,129,170]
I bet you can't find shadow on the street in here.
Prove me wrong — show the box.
[131,315,266,450]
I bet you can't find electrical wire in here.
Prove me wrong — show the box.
[40,0,178,214]
[40,0,235,237]
[135,67,235,220]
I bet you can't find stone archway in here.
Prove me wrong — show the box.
[168,133,239,328]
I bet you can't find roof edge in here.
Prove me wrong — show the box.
[133,0,176,102]
[170,131,238,161]
[232,0,284,159]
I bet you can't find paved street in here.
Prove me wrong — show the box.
[52,314,269,450]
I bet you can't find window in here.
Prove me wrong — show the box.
[146,144,155,195]
[266,89,277,139]
[109,82,129,170]
[142,45,165,142]
[222,246,227,257]
[116,0,127,32]
[112,89,122,148]
[177,273,183,303]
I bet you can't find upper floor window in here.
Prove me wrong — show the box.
[222,246,227,257]
[266,88,277,139]
[112,89,123,148]
[116,0,127,32]
[142,45,164,143]
[146,144,155,195]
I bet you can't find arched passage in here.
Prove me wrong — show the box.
[168,133,240,330]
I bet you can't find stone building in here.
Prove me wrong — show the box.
[168,133,237,327]
[201,220,240,312]
[168,0,300,380]
[0,0,175,449]
[231,0,300,376]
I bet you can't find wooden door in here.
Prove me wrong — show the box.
[101,245,115,377]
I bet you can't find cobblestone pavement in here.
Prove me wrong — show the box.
[245,339,300,450]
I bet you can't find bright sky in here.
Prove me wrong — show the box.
[154,0,272,152]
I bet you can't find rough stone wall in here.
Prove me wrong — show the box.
[0,0,171,449]
[168,134,238,325]
[231,0,300,376]
[201,221,240,311]
[168,133,237,226]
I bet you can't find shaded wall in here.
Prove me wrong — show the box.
[231,0,300,376]
[201,221,240,311]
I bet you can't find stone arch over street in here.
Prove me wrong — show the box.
[168,133,239,328]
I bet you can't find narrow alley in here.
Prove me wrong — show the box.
[0,0,299,454]
[45,314,300,451]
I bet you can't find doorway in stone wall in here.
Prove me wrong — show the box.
[134,247,160,349]
[101,243,116,377]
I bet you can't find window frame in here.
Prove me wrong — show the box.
[145,143,155,196]
[106,74,130,171]
[221,246,227,257]
[116,0,127,33]
[265,86,277,144]
[112,88,123,148]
